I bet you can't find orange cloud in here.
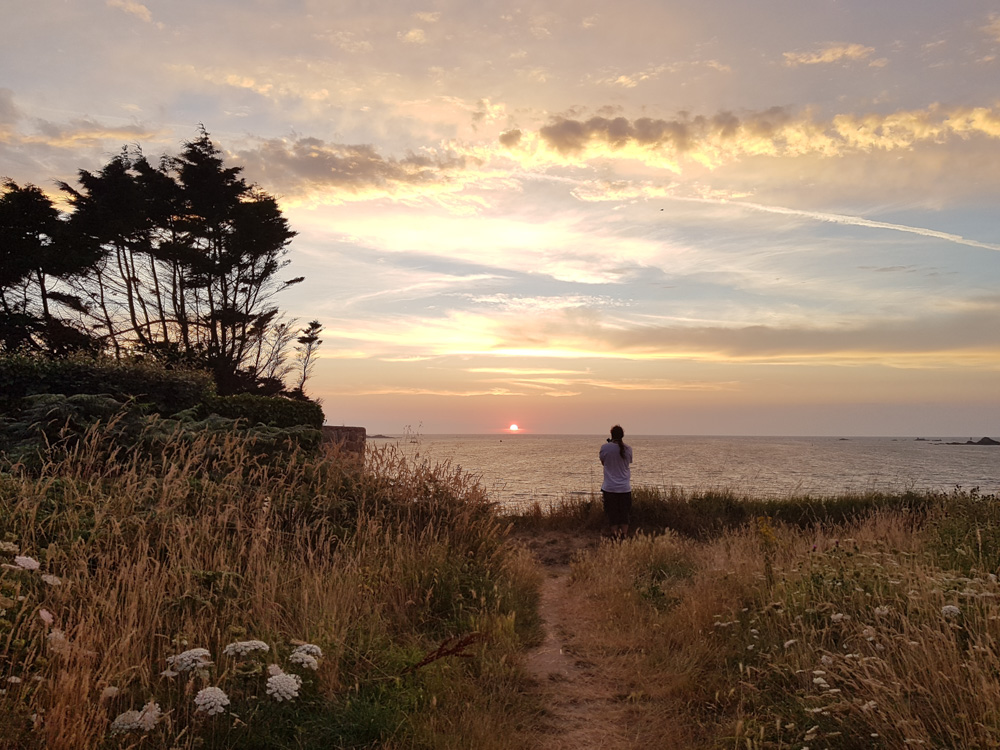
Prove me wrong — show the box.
[504,104,1000,172]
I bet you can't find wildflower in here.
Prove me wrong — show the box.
[110,710,142,735]
[136,701,161,731]
[13,556,40,571]
[863,627,876,641]
[289,650,319,670]
[267,663,284,676]
[38,609,54,625]
[166,647,213,672]
[7,676,22,684]
[821,655,834,666]
[40,574,61,586]
[100,686,120,701]
[47,629,68,652]
[861,700,878,711]
[874,606,890,616]
[223,640,269,657]
[292,643,323,658]
[830,613,846,622]
[193,686,230,715]
[266,671,302,702]
[109,701,161,734]
[942,605,961,618]
[0,542,18,554]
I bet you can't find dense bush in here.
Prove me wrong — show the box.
[0,355,213,415]
[0,393,322,471]
[199,393,324,429]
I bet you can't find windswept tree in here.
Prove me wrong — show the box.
[0,180,97,354]
[47,128,310,394]
[171,131,301,392]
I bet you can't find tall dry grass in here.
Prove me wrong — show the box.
[556,492,1000,748]
[0,425,538,749]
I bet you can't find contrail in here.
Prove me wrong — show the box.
[725,199,1000,252]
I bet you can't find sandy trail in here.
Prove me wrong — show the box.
[518,532,641,750]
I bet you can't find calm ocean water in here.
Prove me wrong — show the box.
[371,434,1000,510]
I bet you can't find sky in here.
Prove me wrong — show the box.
[3,0,1000,436]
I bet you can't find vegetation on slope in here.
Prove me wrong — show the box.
[0,427,540,749]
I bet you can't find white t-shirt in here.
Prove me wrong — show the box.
[599,441,633,492]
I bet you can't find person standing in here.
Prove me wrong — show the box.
[599,425,633,538]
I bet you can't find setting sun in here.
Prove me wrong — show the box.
[509,424,519,432]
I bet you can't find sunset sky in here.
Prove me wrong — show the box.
[3,1,1000,436]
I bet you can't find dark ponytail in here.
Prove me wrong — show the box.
[610,424,627,459]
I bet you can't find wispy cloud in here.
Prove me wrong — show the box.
[106,0,152,23]
[984,14,1000,42]
[398,28,427,44]
[783,42,875,66]
[725,200,1000,253]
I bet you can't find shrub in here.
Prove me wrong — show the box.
[199,393,324,429]
[0,354,213,416]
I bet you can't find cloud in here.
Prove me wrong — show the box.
[399,28,427,44]
[351,386,525,397]
[414,12,441,23]
[106,0,152,22]
[591,60,730,88]
[508,104,1000,172]
[23,117,158,149]
[315,31,373,54]
[724,200,1000,253]
[499,129,523,147]
[0,89,20,130]
[984,14,1000,42]
[233,136,474,199]
[783,43,875,66]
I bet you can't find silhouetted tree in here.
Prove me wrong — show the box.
[0,180,97,354]
[45,128,311,394]
[292,319,323,397]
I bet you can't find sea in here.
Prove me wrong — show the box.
[369,434,1000,511]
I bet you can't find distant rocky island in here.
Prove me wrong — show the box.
[918,437,1000,446]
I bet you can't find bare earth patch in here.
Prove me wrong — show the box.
[516,531,651,750]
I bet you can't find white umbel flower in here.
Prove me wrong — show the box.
[265,671,302,702]
[193,686,230,715]
[223,640,269,657]
[292,643,323,658]
[136,701,162,731]
[110,710,142,735]
[942,604,961,618]
[166,648,213,672]
[0,541,18,554]
[288,651,320,671]
[109,701,160,734]
[40,574,62,586]
[13,556,40,571]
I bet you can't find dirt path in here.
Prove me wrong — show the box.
[517,532,641,750]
